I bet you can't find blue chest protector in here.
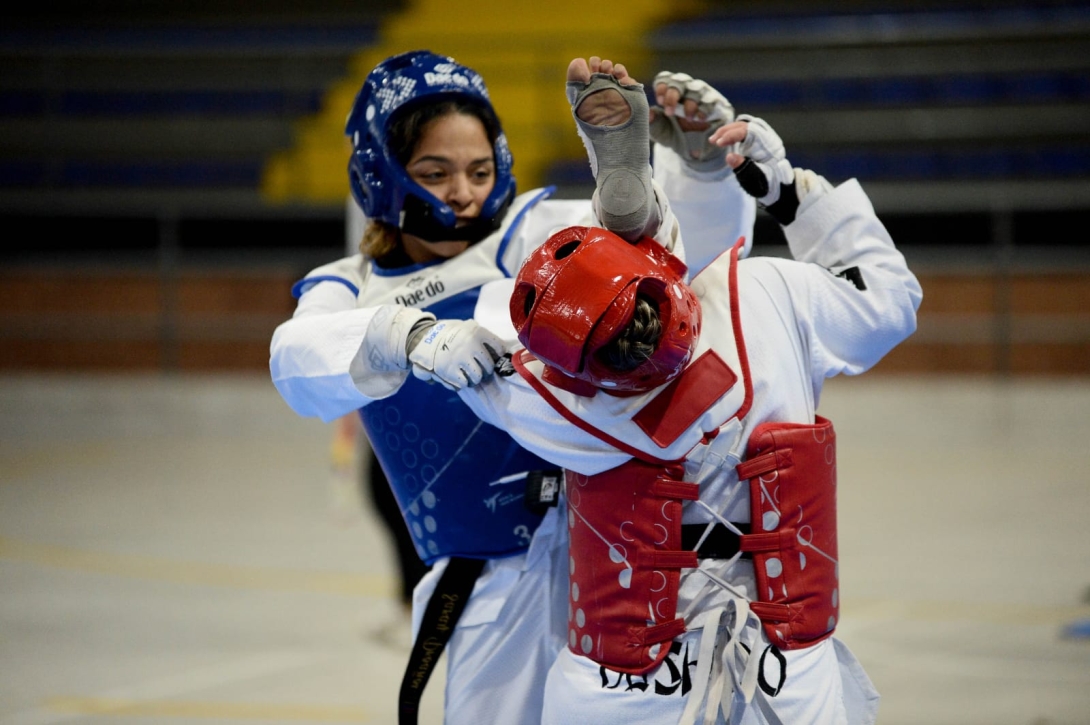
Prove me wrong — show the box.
[358,291,549,564]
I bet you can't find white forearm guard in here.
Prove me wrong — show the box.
[349,305,435,398]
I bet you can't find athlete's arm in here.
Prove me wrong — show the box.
[457,371,632,476]
[715,116,921,380]
[756,180,922,381]
[270,256,430,422]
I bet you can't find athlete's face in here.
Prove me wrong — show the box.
[401,112,497,264]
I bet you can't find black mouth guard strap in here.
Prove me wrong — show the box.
[400,193,510,244]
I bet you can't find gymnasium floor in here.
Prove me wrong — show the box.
[1,373,1088,725]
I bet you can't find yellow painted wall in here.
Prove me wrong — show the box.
[262,0,707,205]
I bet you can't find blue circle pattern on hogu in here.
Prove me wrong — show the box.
[358,291,548,564]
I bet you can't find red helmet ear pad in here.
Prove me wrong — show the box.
[510,226,701,392]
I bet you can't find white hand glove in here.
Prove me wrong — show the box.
[728,115,832,225]
[407,319,505,391]
[650,71,735,176]
[727,115,793,205]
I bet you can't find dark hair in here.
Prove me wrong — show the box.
[388,98,502,165]
[600,294,661,372]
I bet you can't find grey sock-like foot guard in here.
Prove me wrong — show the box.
[567,73,659,241]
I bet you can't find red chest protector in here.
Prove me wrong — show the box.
[738,416,840,650]
[565,459,698,675]
[563,416,842,675]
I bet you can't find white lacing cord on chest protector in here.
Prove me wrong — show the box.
[677,490,770,725]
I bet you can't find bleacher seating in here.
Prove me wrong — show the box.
[662,3,1090,215]
[0,14,382,218]
[0,2,397,370]
[550,3,1090,229]
[2,0,1089,374]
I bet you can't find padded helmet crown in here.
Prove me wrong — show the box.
[510,226,701,393]
[345,50,516,241]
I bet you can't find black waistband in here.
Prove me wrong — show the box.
[398,556,485,725]
[681,522,752,560]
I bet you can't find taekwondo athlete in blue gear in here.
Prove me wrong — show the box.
[332,50,549,564]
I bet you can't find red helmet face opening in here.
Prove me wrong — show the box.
[510,226,701,393]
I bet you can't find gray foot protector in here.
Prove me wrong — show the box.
[566,73,659,241]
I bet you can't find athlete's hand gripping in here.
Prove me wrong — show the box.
[407,319,505,391]
[650,71,736,176]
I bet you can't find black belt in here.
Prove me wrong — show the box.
[682,522,752,560]
[397,556,485,725]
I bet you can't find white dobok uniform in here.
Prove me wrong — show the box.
[270,147,754,725]
[459,178,922,725]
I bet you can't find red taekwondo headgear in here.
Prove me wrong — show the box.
[510,226,702,393]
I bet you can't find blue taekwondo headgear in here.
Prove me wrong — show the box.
[345,50,517,244]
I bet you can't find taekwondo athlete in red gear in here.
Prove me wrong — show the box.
[269,51,755,725]
[457,68,923,725]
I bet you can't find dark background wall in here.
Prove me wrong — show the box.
[3,0,1088,374]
